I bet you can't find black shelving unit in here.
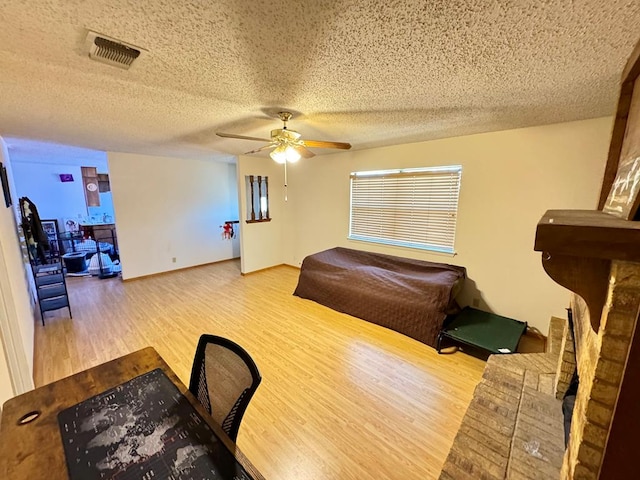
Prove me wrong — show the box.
[33,263,72,325]
[18,198,73,324]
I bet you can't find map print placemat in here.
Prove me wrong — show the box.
[58,368,254,480]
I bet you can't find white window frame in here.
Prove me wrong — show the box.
[348,165,462,254]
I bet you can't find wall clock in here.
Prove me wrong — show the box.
[86,182,98,192]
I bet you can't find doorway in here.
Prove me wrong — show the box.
[6,139,121,280]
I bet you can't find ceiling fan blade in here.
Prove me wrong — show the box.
[244,144,276,155]
[302,139,352,150]
[216,132,271,142]
[295,145,315,158]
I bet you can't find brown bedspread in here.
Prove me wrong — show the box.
[293,247,466,348]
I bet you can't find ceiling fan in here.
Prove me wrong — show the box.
[216,111,352,163]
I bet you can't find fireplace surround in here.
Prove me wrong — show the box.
[541,252,640,479]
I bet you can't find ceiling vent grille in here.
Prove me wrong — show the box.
[86,31,146,70]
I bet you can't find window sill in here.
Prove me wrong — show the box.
[246,218,272,224]
[347,236,456,257]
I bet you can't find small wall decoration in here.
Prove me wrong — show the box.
[81,166,100,207]
[220,221,236,240]
[1,162,12,207]
[64,218,80,233]
[59,173,74,182]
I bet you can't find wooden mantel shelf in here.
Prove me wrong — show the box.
[534,209,640,331]
[535,209,640,262]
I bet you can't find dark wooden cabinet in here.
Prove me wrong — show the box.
[80,223,116,241]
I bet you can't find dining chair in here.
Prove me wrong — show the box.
[188,334,262,442]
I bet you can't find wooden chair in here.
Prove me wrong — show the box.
[188,334,261,442]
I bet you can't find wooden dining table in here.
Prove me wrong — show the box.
[0,347,265,480]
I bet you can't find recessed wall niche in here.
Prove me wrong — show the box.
[245,175,270,223]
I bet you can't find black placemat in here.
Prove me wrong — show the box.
[58,368,254,480]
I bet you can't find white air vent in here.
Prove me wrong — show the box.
[85,31,146,70]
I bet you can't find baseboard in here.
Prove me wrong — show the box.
[122,258,240,282]
[240,263,299,276]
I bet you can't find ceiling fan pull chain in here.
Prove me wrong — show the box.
[284,161,288,202]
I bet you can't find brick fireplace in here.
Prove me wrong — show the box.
[534,31,640,477]
[440,215,640,480]
[555,261,640,478]
[441,35,640,479]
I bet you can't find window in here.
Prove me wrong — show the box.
[349,165,462,253]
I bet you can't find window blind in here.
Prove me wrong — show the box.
[349,166,462,253]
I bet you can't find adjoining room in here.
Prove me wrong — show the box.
[8,140,122,280]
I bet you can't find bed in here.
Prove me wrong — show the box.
[293,247,466,348]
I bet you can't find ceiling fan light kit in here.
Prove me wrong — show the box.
[270,144,300,164]
[216,111,352,165]
[217,111,352,200]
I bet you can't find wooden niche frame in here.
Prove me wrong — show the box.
[245,175,271,223]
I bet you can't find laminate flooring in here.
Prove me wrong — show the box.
[34,260,485,480]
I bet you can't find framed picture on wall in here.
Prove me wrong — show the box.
[41,219,59,239]
[41,219,59,256]
[0,162,11,207]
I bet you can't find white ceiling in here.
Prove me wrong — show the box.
[1,0,639,161]
[4,139,108,167]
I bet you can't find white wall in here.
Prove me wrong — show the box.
[10,152,114,232]
[108,152,240,279]
[0,328,13,408]
[0,137,35,406]
[236,156,287,273]
[280,117,611,332]
[11,163,88,231]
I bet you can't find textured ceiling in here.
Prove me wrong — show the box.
[1,0,639,161]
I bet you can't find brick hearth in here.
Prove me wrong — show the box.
[440,318,566,480]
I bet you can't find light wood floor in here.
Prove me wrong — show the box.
[34,260,485,480]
